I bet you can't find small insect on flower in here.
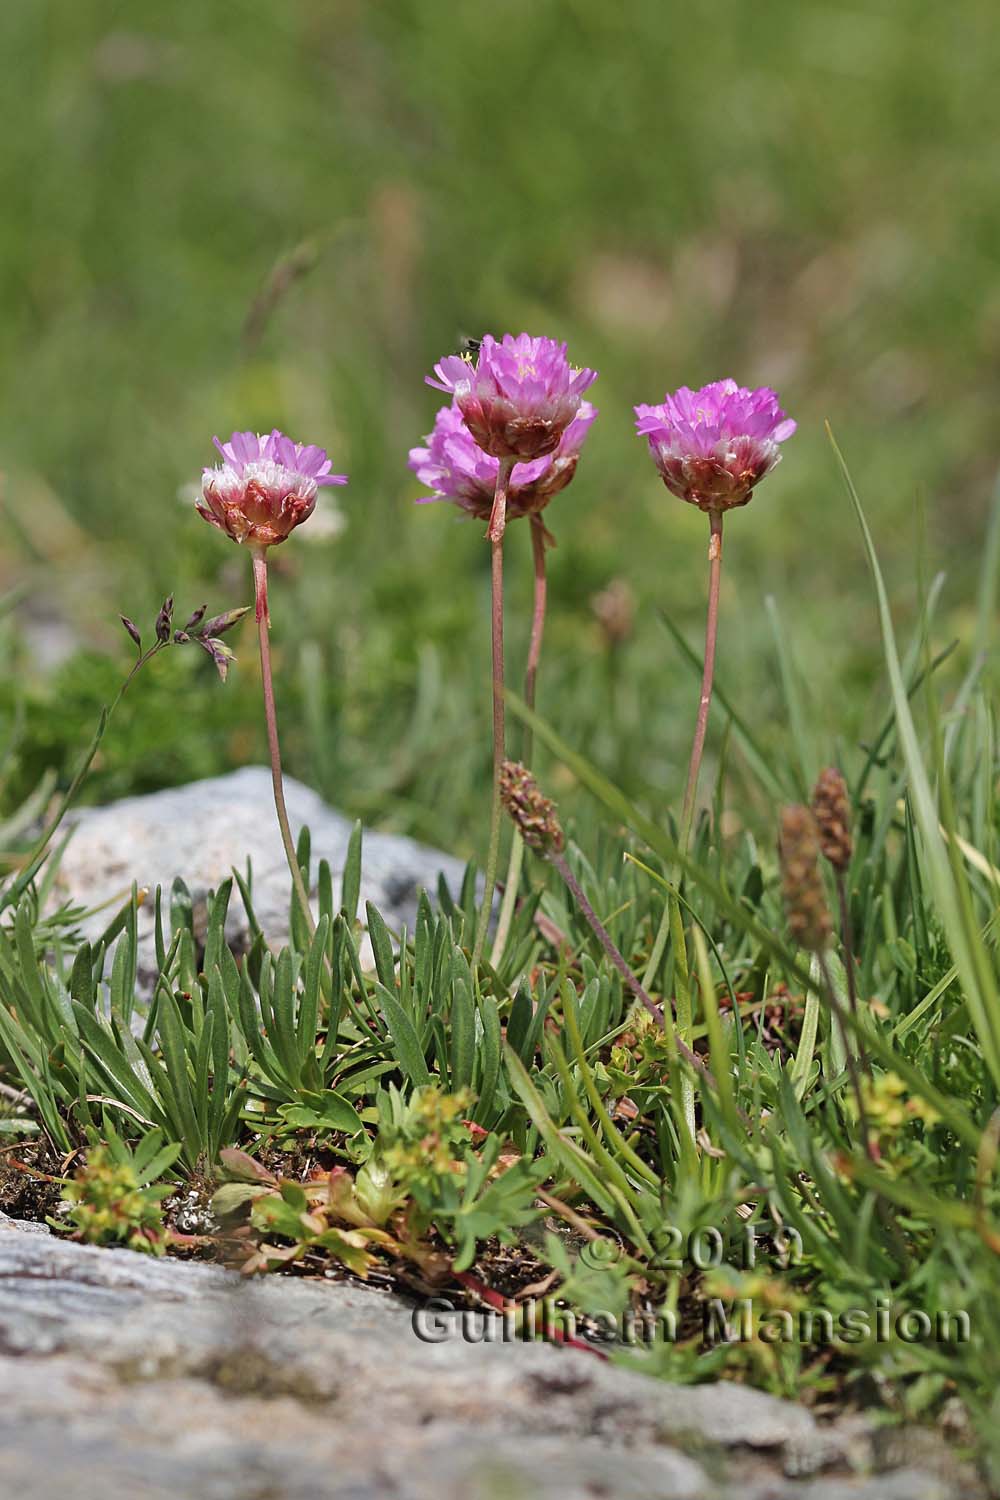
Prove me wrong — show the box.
[427,333,597,462]
[198,429,347,550]
[635,380,795,513]
[409,399,597,523]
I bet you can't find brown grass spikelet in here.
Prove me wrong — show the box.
[780,804,832,953]
[498,760,564,855]
[811,766,853,873]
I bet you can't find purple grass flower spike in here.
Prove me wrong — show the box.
[634,380,795,512]
[198,429,347,549]
[409,399,597,522]
[427,333,597,462]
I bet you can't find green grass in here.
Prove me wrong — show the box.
[2,3,1000,1483]
[1,446,999,1483]
[2,0,1000,852]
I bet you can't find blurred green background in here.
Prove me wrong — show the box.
[1,0,997,855]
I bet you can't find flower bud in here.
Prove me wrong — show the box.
[155,596,174,643]
[120,616,142,650]
[590,579,635,648]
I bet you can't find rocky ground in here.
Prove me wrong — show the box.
[0,1215,983,1500]
[55,766,470,987]
[18,769,989,1497]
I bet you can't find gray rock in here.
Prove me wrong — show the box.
[54,767,470,985]
[0,1220,983,1500]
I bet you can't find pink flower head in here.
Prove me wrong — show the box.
[198,429,347,549]
[634,380,795,513]
[427,334,597,462]
[409,399,598,523]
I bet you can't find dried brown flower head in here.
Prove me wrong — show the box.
[780,805,832,953]
[590,578,635,648]
[498,760,564,855]
[811,767,853,873]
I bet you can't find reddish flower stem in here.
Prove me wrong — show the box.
[680,507,724,849]
[642,507,724,999]
[473,458,516,969]
[551,851,665,1027]
[252,550,315,937]
[491,514,550,964]
[523,514,549,744]
[550,846,749,1122]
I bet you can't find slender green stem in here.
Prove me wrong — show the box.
[490,514,549,965]
[833,868,871,1075]
[252,549,315,938]
[473,458,515,969]
[835,870,859,1018]
[817,950,875,1160]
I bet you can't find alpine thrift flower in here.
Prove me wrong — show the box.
[197,427,347,941]
[636,380,794,1144]
[417,334,596,969]
[198,429,347,549]
[409,399,597,522]
[427,334,597,463]
[634,380,795,512]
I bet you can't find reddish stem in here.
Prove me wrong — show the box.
[523,515,549,743]
[680,508,724,845]
[473,458,515,968]
[252,550,315,936]
[550,848,748,1118]
[491,515,551,965]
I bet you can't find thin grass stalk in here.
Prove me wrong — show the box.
[835,871,860,1019]
[816,950,874,1161]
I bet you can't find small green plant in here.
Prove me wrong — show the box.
[56,1130,180,1254]
[213,1083,546,1277]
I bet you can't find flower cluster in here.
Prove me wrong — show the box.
[409,399,597,522]
[198,429,347,549]
[634,380,795,512]
[427,333,597,461]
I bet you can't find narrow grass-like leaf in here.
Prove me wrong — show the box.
[449,977,475,1092]
[341,822,363,920]
[830,425,1000,1090]
[376,984,431,1089]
